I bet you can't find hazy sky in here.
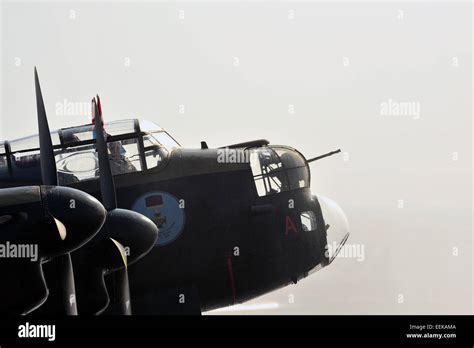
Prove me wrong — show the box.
[1,0,472,314]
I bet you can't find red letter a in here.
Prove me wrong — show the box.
[285,215,298,236]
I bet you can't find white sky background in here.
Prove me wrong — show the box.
[0,0,472,314]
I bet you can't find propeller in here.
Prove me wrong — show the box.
[93,96,116,212]
[35,67,58,186]
[34,67,77,315]
[0,68,107,314]
[93,96,130,315]
[91,97,130,314]
[71,97,158,315]
[0,185,106,315]
[30,68,157,315]
[32,68,117,315]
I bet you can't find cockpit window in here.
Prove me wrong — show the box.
[9,133,60,152]
[103,120,136,136]
[61,120,136,146]
[56,138,142,184]
[62,125,94,144]
[143,134,159,148]
[1,119,179,183]
[140,120,180,170]
[108,138,142,173]
[139,120,164,133]
[154,132,180,150]
[250,146,309,197]
[142,134,167,170]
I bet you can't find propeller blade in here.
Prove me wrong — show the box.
[67,97,157,315]
[93,98,117,211]
[56,254,78,314]
[34,68,76,315]
[34,67,57,186]
[72,237,130,314]
[113,268,132,315]
[72,207,158,314]
[95,96,132,315]
[0,185,106,315]
[72,265,110,315]
[93,97,158,315]
[97,94,103,116]
[109,238,131,315]
[0,259,49,315]
[102,209,157,315]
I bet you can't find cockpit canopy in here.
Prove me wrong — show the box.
[0,120,180,184]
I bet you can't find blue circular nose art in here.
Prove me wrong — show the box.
[131,191,185,246]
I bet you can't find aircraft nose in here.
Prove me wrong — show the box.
[40,186,107,257]
[315,195,350,264]
[104,208,159,265]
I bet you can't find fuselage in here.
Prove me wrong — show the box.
[0,120,335,313]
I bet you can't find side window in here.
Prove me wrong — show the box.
[154,132,180,150]
[0,144,9,179]
[107,138,142,175]
[300,211,317,231]
[145,148,165,169]
[142,134,168,170]
[250,148,288,197]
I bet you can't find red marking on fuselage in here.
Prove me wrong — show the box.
[226,257,236,304]
[285,215,298,236]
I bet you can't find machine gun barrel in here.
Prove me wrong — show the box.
[306,149,341,163]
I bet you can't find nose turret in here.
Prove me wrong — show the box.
[315,195,350,264]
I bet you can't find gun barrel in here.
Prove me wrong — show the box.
[306,149,341,163]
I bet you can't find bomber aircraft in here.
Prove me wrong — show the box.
[0,68,349,315]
